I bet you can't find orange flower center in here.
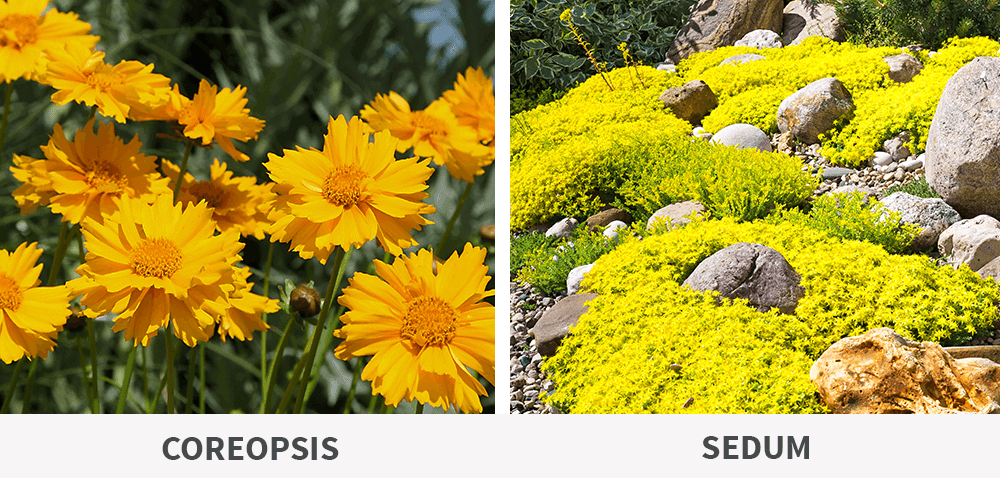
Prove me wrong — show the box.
[86,160,128,192]
[322,166,367,207]
[130,238,182,278]
[188,180,229,209]
[0,274,23,311]
[400,296,458,347]
[0,14,40,49]
[86,63,124,92]
[411,111,447,135]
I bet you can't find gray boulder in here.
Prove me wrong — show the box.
[926,57,1000,219]
[666,0,784,63]
[711,123,773,151]
[682,242,805,314]
[531,293,598,357]
[566,264,595,295]
[734,29,782,49]
[782,0,845,45]
[880,192,962,252]
[545,217,577,238]
[647,200,707,231]
[719,53,766,66]
[659,80,718,125]
[777,77,854,144]
[938,215,1000,272]
[883,131,912,162]
[884,53,924,84]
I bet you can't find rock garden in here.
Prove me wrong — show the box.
[511,0,1000,414]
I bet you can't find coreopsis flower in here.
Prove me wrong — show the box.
[70,195,248,346]
[334,244,495,413]
[163,158,275,239]
[0,0,98,83]
[205,267,277,343]
[41,42,172,122]
[265,114,436,262]
[441,66,495,155]
[0,242,71,363]
[10,152,54,214]
[133,78,264,162]
[360,92,489,183]
[9,118,171,223]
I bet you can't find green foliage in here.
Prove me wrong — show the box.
[545,218,1000,413]
[765,192,919,254]
[884,174,940,199]
[827,0,1000,49]
[822,37,1000,166]
[515,225,622,294]
[511,231,559,276]
[511,84,569,115]
[510,0,697,91]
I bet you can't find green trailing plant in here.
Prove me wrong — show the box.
[883,175,940,199]
[515,224,623,294]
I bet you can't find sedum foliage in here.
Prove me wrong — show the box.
[511,66,816,230]
[544,218,1000,413]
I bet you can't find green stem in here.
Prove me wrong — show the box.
[46,221,75,287]
[413,402,423,414]
[435,180,474,256]
[172,140,195,203]
[366,389,378,414]
[20,360,39,413]
[147,370,168,414]
[75,336,95,413]
[116,346,138,413]
[274,345,313,414]
[293,247,350,414]
[165,333,176,414]
[184,346,196,414]
[142,342,149,411]
[0,81,13,165]
[342,358,361,414]
[199,345,205,414]
[260,242,275,389]
[261,316,295,414]
[87,319,100,413]
[1,359,25,414]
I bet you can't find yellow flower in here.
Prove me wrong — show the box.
[10,152,54,214]
[0,242,71,363]
[183,78,265,161]
[442,66,495,155]
[10,118,171,224]
[41,43,172,122]
[200,267,277,343]
[163,158,275,239]
[0,0,98,83]
[334,244,495,413]
[70,195,250,346]
[361,93,488,182]
[265,114,436,262]
[559,8,571,22]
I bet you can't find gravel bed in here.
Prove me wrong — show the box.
[509,280,563,414]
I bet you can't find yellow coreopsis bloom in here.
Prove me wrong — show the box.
[265,114,436,262]
[70,195,255,347]
[41,43,172,122]
[334,244,495,413]
[0,242,71,363]
[10,152,53,214]
[361,92,489,182]
[442,66,495,154]
[211,267,277,343]
[0,0,98,83]
[10,118,171,223]
[163,158,275,239]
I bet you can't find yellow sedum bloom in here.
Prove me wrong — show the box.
[10,118,171,223]
[265,114,435,262]
[41,43,172,122]
[334,244,495,413]
[70,195,271,347]
[163,158,275,239]
[0,242,71,363]
[361,91,489,183]
[0,0,98,83]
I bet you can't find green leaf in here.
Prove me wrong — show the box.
[523,38,550,51]
[525,56,541,79]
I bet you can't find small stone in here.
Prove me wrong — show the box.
[873,152,892,166]
[682,397,694,408]
[883,172,896,181]
[519,356,530,367]
[894,168,905,181]
[670,363,682,372]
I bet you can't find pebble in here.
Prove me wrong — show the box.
[510,280,566,414]
[873,151,892,166]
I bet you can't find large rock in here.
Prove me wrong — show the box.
[810,328,1000,414]
[711,123,773,152]
[545,217,577,238]
[719,53,766,66]
[666,0,784,63]
[659,80,718,125]
[925,57,1000,218]
[880,192,962,252]
[938,215,1000,272]
[781,0,845,45]
[734,29,782,49]
[776,77,854,144]
[531,293,597,357]
[682,242,805,314]
[585,208,632,231]
[883,53,923,84]
[646,200,706,231]
[566,264,594,295]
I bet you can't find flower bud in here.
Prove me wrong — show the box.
[65,305,87,333]
[479,224,495,242]
[290,284,321,317]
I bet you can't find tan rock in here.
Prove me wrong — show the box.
[666,0,784,63]
[659,80,718,125]
[646,200,706,231]
[531,293,597,357]
[811,328,1000,414]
